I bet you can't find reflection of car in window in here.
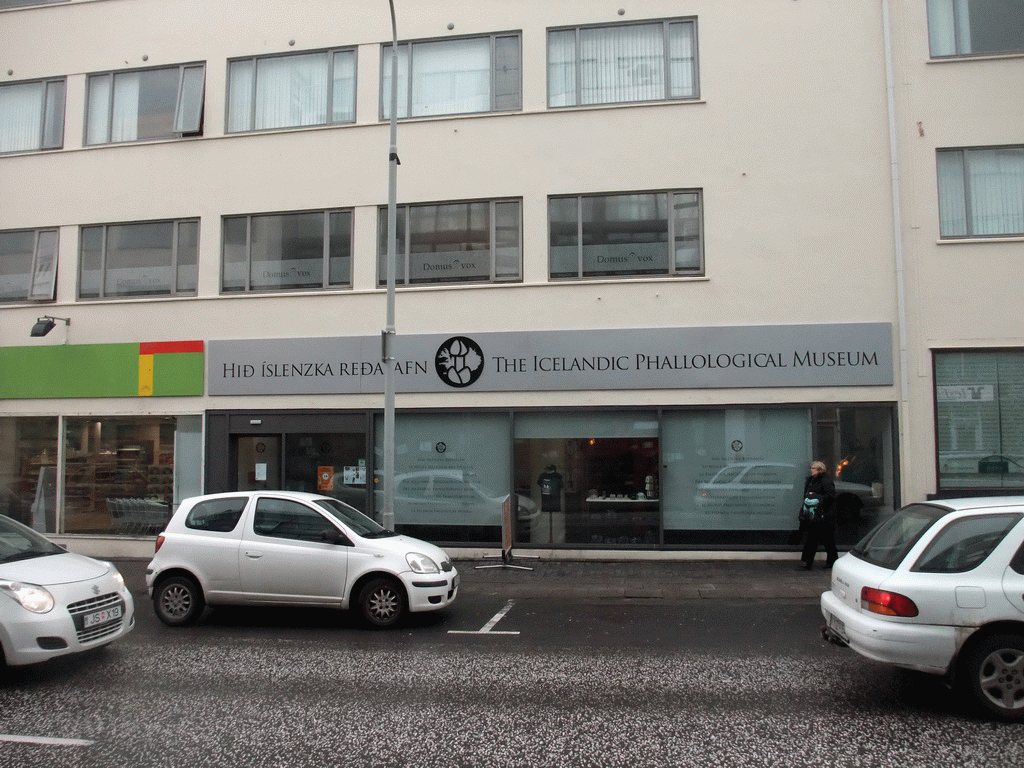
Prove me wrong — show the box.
[388,470,539,530]
[696,462,879,519]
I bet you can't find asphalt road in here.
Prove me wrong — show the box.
[1,587,1021,768]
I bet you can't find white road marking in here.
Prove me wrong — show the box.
[448,599,520,635]
[0,734,94,746]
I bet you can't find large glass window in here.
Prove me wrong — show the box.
[937,147,1024,238]
[0,228,58,302]
[550,191,702,279]
[548,19,697,108]
[79,219,198,299]
[223,209,352,292]
[382,33,521,119]
[86,64,205,145]
[227,49,355,133]
[927,0,1024,57]
[0,417,58,532]
[376,412,513,545]
[935,350,1024,490]
[514,412,660,546]
[0,78,65,154]
[63,416,200,535]
[378,199,521,285]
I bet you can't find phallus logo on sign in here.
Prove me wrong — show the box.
[435,336,484,388]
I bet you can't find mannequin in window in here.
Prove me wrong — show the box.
[537,464,564,512]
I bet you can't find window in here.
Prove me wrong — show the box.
[63,415,196,535]
[227,49,355,132]
[549,191,702,279]
[0,0,68,7]
[86,64,205,145]
[253,498,336,543]
[914,513,1022,573]
[934,350,1024,490]
[79,220,198,299]
[548,19,697,107]
[381,33,521,119]
[185,497,248,533]
[937,147,1024,238]
[0,228,58,302]
[851,504,947,570]
[223,210,352,292]
[927,0,1024,57]
[0,78,65,154]
[377,199,521,285]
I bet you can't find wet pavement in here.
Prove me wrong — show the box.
[113,553,834,603]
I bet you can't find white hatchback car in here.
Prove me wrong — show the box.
[0,514,134,667]
[821,497,1024,720]
[146,491,459,628]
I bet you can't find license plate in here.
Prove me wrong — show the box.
[83,605,122,628]
[827,612,846,640]
[453,574,460,589]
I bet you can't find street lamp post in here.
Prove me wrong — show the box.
[381,0,399,531]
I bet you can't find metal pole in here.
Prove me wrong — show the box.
[381,0,399,531]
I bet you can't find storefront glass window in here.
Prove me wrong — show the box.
[376,412,512,544]
[935,350,1024,491]
[64,416,198,535]
[662,409,810,545]
[514,412,660,546]
[0,417,58,532]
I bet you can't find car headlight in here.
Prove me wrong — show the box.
[406,552,440,574]
[0,580,55,614]
[101,561,126,591]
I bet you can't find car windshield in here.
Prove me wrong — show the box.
[0,514,65,565]
[849,503,948,570]
[314,498,397,538]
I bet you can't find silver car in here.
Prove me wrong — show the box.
[146,491,459,628]
[0,514,134,667]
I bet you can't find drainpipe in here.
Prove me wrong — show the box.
[882,0,912,501]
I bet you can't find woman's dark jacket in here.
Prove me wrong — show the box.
[802,473,837,525]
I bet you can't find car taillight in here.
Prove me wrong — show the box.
[861,586,919,617]
[154,534,165,553]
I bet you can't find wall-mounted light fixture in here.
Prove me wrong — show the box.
[30,315,70,340]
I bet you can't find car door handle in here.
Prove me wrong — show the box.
[244,551,263,559]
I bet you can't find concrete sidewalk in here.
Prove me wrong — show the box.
[113,555,833,602]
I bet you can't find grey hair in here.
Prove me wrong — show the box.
[810,460,827,473]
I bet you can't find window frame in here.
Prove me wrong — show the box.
[926,0,1024,58]
[937,146,1024,239]
[547,17,699,109]
[376,198,523,287]
[85,62,205,146]
[380,31,522,120]
[221,208,354,294]
[0,77,65,154]
[548,189,704,280]
[78,219,199,300]
[226,47,357,134]
[0,227,59,303]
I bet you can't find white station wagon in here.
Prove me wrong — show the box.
[146,491,458,628]
[821,497,1024,721]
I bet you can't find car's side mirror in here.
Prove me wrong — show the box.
[321,529,352,546]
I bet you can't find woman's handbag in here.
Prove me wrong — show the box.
[798,495,820,523]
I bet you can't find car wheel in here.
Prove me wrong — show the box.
[358,577,406,628]
[153,575,205,627]
[962,633,1024,721]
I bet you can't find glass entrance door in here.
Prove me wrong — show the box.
[283,432,369,512]
[236,435,281,491]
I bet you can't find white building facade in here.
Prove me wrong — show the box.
[1,0,1020,558]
